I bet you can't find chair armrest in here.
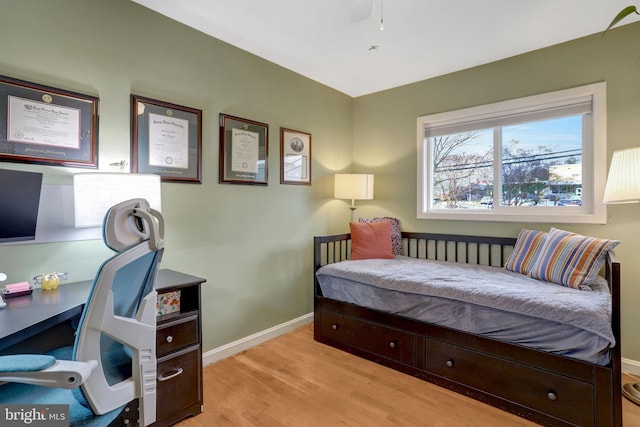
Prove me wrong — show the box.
[0,359,98,389]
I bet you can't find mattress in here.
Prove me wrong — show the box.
[316,256,614,365]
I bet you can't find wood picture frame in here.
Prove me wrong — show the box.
[131,95,202,183]
[280,127,311,185]
[0,75,98,168]
[219,113,269,185]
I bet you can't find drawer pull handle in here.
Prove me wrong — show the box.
[547,391,557,401]
[157,368,184,382]
[389,340,397,349]
[332,324,339,331]
[446,359,454,368]
[165,335,174,343]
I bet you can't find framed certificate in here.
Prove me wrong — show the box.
[219,113,269,185]
[280,127,311,185]
[0,75,98,168]
[131,95,202,183]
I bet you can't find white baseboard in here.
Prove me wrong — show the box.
[202,312,314,367]
[623,357,640,377]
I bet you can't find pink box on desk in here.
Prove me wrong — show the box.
[156,290,180,316]
[3,281,33,298]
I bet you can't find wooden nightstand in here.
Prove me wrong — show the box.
[152,269,206,427]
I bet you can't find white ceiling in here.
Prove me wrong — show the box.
[131,0,639,97]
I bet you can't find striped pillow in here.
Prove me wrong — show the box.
[504,229,547,275]
[529,228,620,288]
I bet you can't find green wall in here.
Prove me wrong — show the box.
[0,0,353,352]
[3,0,640,363]
[352,22,640,361]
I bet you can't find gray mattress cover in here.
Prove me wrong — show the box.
[316,256,614,365]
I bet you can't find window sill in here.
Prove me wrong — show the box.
[417,207,606,224]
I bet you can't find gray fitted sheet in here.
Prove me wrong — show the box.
[316,256,614,365]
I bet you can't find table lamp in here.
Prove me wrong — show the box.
[603,146,640,405]
[73,173,162,228]
[334,174,374,221]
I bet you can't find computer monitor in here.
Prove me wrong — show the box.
[0,169,43,243]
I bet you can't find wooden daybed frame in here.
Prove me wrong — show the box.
[313,232,622,427]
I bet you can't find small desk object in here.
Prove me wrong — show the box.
[0,269,206,427]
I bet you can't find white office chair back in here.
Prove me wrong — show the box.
[104,198,165,252]
[72,199,164,426]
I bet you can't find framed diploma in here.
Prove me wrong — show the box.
[280,127,311,185]
[219,113,269,185]
[0,75,98,168]
[131,95,202,183]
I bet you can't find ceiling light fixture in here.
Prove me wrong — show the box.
[379,0,384,31]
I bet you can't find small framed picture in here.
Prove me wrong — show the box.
[131,95,202,183]
[219,113,269,185]
[280,127,311,185]
[0,75,98,168]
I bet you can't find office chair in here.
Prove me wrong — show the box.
[0,198,165,426]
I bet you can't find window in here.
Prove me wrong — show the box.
[417,82,607,223]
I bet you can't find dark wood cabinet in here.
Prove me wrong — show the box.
[152,269,205,427]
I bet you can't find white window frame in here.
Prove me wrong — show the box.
[417,82,607,224]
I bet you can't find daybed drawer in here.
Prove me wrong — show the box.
[426,339,593,426]
[319,309,416,365]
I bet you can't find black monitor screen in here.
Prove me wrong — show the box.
[0,169,43,243]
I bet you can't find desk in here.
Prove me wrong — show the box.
[0,269,206,426]
[0,280,92,353]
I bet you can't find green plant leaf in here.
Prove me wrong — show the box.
[604,5,639,36]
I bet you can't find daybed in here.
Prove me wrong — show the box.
[313,229,622,427]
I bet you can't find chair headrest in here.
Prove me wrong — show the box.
[103,198,165,252]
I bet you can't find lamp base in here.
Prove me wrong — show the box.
[349,206,357,222]
[622,382,640,405]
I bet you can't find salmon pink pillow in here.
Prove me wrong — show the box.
[350,221,395,260]
[359,217,403,255]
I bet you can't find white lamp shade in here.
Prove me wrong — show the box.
[603,147,640,204]
[334,174,374,200]
[73,173,162,227]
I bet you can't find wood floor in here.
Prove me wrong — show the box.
[177,323,640,426]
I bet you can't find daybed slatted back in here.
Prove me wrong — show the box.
[314,232,516,268]
[314,232,517,295]
[314,233,352,268]
[401,232,516,267]
[314,231,621,296]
